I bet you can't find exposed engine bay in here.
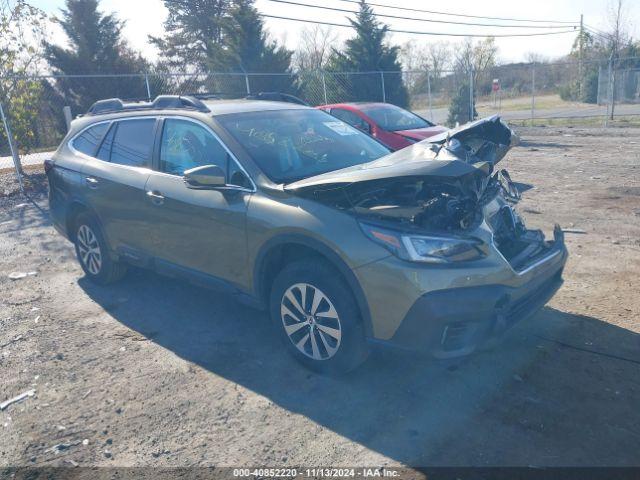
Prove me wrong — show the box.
[285,115,558,270]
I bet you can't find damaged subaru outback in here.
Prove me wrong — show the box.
[47,96,567,373]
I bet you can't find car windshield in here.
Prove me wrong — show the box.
[360,104,433,131]
[217,109,390,184]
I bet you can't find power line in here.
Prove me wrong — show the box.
[332,0,578,25]
[260,13,579,37]
[266,0,577,29]
[584,26,612,43]
[584,24,611,38]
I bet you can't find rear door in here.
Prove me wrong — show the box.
[143,117,253,287]
[80,117,158,254]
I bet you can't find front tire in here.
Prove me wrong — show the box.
[269,260,369,374]
[73,214,127,285]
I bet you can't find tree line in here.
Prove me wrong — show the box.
[1,0,639,154]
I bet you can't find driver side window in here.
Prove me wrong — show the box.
[160,119,229,176]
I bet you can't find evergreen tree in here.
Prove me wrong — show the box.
[152,0,293,97]
[212,0,295,94]
[44,0,148,113]
[447,83,477,127]
[150,0,230,71]
[327,0,408,107]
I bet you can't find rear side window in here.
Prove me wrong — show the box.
[72,123,110,156]
[110,119,156,168]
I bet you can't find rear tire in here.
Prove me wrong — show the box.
[269,259,369,374]
[73,214,127,285]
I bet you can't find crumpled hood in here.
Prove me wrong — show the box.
[394,126,448,140]
[285,115,514,192]
[427,114,518,165]
[284,153,484,191]
[426,114,514,145]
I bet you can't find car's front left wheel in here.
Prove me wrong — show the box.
[269,260,369,374]
[73,214,127,285]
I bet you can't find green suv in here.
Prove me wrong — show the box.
[46,96,567,373]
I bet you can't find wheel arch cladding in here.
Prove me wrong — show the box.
[65,200,92,241]
[254,234,374,337]
[65,200,106,245]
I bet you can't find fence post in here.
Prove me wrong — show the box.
[379,71,386,103]
[321,71,328,105]
[608,54,615,122]
[0,102,24,194]
[531,64,536,126]
[245,74,251,95]
[145,74,152,101]
[426,70,433,121]
[605,54,613,127]
[469,68,474,122]
[63,106,72,131]
[596,65,602,104]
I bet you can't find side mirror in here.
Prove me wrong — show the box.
[184,164,226,188]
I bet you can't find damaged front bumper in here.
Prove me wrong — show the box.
[356,226,568,358]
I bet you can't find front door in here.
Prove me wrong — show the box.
[143,118,253,288]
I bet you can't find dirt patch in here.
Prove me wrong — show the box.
[610,186,640,197]
[1,126,639,468]
[0,169,48,202]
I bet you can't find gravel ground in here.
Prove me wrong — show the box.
[0,126,639,469]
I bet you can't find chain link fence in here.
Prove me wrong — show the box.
[2,59,640,185]
[597,67,640,105]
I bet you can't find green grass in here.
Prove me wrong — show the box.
[508,115,640,128]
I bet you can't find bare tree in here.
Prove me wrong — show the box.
[0,0,47,80]
[424,42,452,78]
[525,52,548,64]
[293,25,338,71]
[400,40,451,77]
[607,0,629,118]
[454,37,498,85]
[399,40,422,71]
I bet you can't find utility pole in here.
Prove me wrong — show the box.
[578,14,584,99]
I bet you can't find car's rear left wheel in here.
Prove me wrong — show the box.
[73,214,127,285]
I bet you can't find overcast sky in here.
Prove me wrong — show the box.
[32,0,640,65]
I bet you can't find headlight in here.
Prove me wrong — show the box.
[360,222,485,264]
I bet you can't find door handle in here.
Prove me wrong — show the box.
[146,190,165,206]
[85,176,99,189]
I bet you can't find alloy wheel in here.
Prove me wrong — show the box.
[77,224,102,275]
[280,282,342,361]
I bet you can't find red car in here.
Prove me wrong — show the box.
[317,102,447,151]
